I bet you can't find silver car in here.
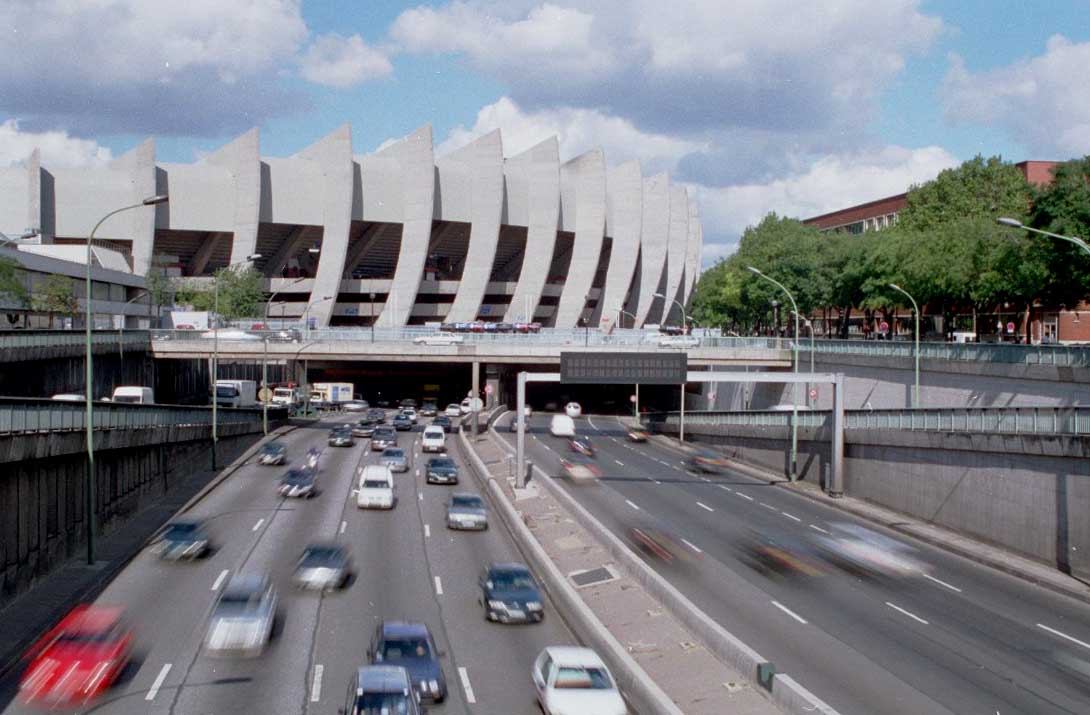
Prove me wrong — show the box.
[205,573,277,656]
[292,544,351,591]
[446,492,488,531]
[380,447,409,473]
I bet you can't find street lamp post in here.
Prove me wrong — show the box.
[84,195,167,565]
[614,306,638,330]
[790,310,816,406]
[653,292,689,330]
[748,266,800,480]
[297,295,333,417]
[888,283,920,407]
[653,292,692,442]
[262,277,305,435]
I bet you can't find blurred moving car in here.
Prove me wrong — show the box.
[50,393,84,402]
[736,529,822,578]
[568,435,595,457]
[200,328,261,341]
[380,447,410,473]
[686,451,731,474]
[549,414,576,438]
[371,428,398,451]
[446,492,488,530]
[343,399,369,413]
[367,408,386,423]
[560,454,602,483]
[812,522,929,578]
[328,426,355,447]
[279,468,317,498]
[431,414,454,433]
[153,519,210,560]
[393,414,414,431]
[369,621,447,703]
[445,403,462,417]
[292,543,351,591]
[425,457,459,485]
[413,332,464,346]
[19,605,132,707]
[421,426,446,453]
[268,328,302,343]
[626,428,649,442]
[341,665,423,715]
[355,464,395,509]
[480,563,545,624]
[351,419,376,438]
[258,441,287,465]
[532,646,627,715]
[627,520,700,567]
[657,334,700,348]
[205,573,277,656]
[564,402,582,418]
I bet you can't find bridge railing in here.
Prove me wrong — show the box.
[646,406,1090,436]
[0,330,151,351]
[798,338,1090,367]
[0,397,265,435]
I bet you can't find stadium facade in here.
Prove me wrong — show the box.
[0,125,702,329]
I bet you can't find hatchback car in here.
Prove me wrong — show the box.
[351,419,376,438]
[532,646,627,715]
[153,519,210,560]
[205,573,277,656]
[425,457,459,485]
[279,468,317,498]
[392,414,413,431]
[446,492,488,530]
[18,605,133,707]
[381,447,409,473]
[480,563,545,624]
[258,441,287,465]
[328,427,355,447]
[370,621,447,703]
[292,543,351,591]
[342,665,423,715]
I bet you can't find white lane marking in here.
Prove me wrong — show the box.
[211,569,229,591]
[310,664,324,702]
[416,469,421,477]
[781,511,802,522]
[339,520,347,534]
[615,459,624,466]
[760,502,777,511]
[252,518,265,531]
[434,576,444,595]
[1038,623,1090,651]
[625,499,641,511]
[771,600,808,625]
[696,501,714,512]
[424,524,431,538]
[587,416,599,431]
[653,479,662,485]
[681,538,703,553]
[458,666,477,704]
[699,476,710,481]
[736,492,754,502]
[719,485,732,492]
[923,573,963,593]
[808,524,830,534]
[145,663,172,701]
[419,492,423,501]
[886,602,929,625]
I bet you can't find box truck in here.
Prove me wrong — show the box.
[215,380,258,408]
[310,382,354,407]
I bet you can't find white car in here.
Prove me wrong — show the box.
[445,403,462,417]
[400,407,418,424]
[413,332,464,346]
[421,426,446,453]
[658,334,700,348]
[564,402,582,418]
[205,574,277,656]
[355,464,395,510]
[532,646,627,715]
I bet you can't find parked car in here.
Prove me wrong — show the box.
[279,468,317,498]
[421,426,446,453]
[412,332,464,346]
[445,403,462,417]
[565,402,582,418]
[153,519,210,560]
[480,563,545,624]
[292,544,351,591]
[328,426,355,447]
[258,441,287,465]
[380,447,409,473]
[532,646,627,715]
[355,464,395,509]
[341,665,424,715]
[425,457,459,485]
[369,621,447,703]
[431,415,454,433]
[18,605,133,707]
[393,414,413,431]
[371,428,397,451]
[204,573,277,656]
[447,492,488,530]
[352,419,376,438]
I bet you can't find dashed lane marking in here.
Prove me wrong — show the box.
[145,663,171,701]
[424,524,431,538]
[625,499,641,511]
[886,602,929,625]
[719,485,732,492]
[434,576,444,595]
[781,512,802,522]
[458,666,477,704]
[211,569,229,591]
[760,502,777,511]
[252,518,265,531]
[419,493,423,501]
[923,573,963,593]
[1038,623,1090,651]
[697,502,714,512]
[808,524,830,534]
[310,664,324,702]
[615,460,624,466]
[339,520,347,534]
[736,492,754,502]
[771,601,808,625]
[681,538,703,554]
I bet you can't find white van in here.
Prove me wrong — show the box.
[111,386,154,404]
[421,426,446,453]
[355,464,395,509]
[549,414,576,438]
[215,380,257,408]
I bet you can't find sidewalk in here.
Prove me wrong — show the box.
[466,432,778,715]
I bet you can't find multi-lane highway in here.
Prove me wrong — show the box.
[503,412,1090,715]
[0,412,572,714]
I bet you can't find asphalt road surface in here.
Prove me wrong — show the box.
[504,412,1090,715]
[0,413,572,715]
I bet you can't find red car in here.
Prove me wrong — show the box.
[19,604,133,707]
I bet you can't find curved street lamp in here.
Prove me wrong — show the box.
[653,292,689,330]
[261,276,306,435]
[84,194,168,564]
[888,283,920,407]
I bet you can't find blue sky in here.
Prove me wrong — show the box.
[2,1,1088,264]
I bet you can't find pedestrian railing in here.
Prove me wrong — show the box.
[0,397,263,435]
[647,406,1090,436]
[799,338,1090,367]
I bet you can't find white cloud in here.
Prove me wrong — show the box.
[300,33,393,87]
[0,120,112,168]
[942,35,1090,156]
[438,97,704,167]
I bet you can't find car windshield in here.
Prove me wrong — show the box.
[355,693,412,714]
[56,629,117,645]
[490,570,535,590]
[452,495,484,509]
[301,547,342,566]
[383,449,405,458]
[164,523,201,539]
[430,459,454,469]
[216,385,239,397]
[262,443,284,454]
[381,637,430,660]
[217,589,261,611]
[554,666,613,690]
[424,430,443,438]
[284,470,313,485]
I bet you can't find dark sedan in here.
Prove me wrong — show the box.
[425,457,459,485]
[431,415,454,433]
[279,468,317,498]
[153,519,210,560]
[328,427,355,447]
[369,621,447,703]
[371,428,398,451]
[352,419,376,438]
[367,408,386,423]
[479,563,544,624]
[258,441,287,465]
[392,414,413,431]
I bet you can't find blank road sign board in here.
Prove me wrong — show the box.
[560,352,687,385]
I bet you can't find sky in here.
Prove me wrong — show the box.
[2,0,1088,268]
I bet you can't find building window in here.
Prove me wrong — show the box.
[848,221,864,235]
[887,213,898,225]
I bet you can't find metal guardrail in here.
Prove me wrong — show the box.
[648,406,1090,436]
[800,338,1090,367]
[0,398,264,435]
[0,330,151,351]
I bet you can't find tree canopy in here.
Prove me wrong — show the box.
[174,267,264,320]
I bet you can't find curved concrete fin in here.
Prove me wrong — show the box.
[661,184,689,324]
[303,124,355,327]
[684,196,702,304]
[632,173,670,326]
[502,136,560,323]
[205,128,262,267]
[554,148,606,328]
[377,124,435,327]
[597,160,642,329]
[443,129,504,322]
[110,138,157,274]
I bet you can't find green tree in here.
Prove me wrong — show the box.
[0,256,30,327]
[175,267,264,321]
[898,155,1033,232]
[33,274,79,328]
[1028,156,1090,307]
[144,268,174,326]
